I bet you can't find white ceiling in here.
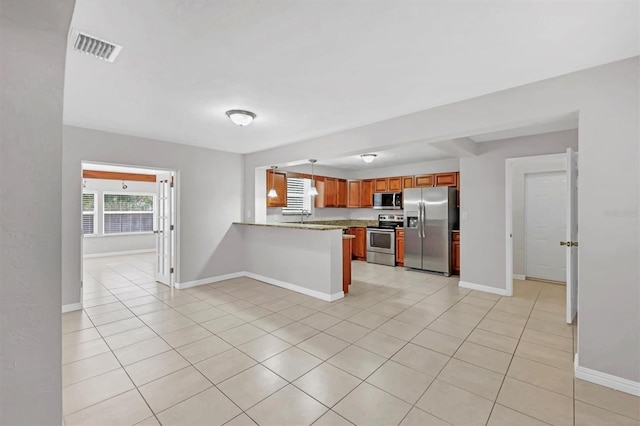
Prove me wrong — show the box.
[320,141,454,170]
[64,0,638,154]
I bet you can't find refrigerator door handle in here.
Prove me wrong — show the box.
[418,201,423,239]
[421,201,426,239]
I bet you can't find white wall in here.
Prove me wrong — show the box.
[0,0,74,423]
[460,130,578,289]
[82,178,156,256]
[511,152,570,277]
[243,58,640,385]
[62,126,245,304]
[239,225,343,298]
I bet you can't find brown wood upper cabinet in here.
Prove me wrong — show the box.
[266,169,288,207]
[324,177,338,207]
[361,180,373,207]
[347,181,361,208]
[388,177,402,192]
[337,179,347,208]
[402,176,414,189]
[374,178,388,192]
[415,174,435,187]
[435,172,457,187]
[415,172,458,188]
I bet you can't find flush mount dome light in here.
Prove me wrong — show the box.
[361,154,377,163]
[226,109,256,126]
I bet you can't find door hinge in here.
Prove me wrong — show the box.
[170,225,174,231]
[170,267,174,274]
[170,181,174,188]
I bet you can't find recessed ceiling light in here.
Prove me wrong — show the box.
[361,154,377,163]
[226,110,256,126]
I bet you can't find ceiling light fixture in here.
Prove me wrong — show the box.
[361,154,377,163]
[308,159,319,196]
[226,109,256,126]
[267,166,278,198]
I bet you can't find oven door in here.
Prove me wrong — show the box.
[366,228,395,254]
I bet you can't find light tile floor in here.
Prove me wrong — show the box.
[62,254,640,425]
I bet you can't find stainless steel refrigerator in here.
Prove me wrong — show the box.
[403,187,458,276]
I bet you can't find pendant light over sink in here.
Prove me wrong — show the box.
[267,166,278,198]
[308,159,319,196]
[225,109,256,126]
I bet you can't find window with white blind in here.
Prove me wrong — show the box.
[82,192,97,235]
[282,178,312,215]
[103,193,154,234]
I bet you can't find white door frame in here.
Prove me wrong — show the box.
[505,153,567,296]
[80,161,180,288]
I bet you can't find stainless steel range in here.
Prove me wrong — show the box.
[366,214,404,266]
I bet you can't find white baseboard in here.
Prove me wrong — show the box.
[458,280,509,296]
[243,272,344,302]
[176,271,344,302]
[513,274,526,280]
[175,272,246,289]
[83,249,155,259]
[62,303,83,313]
[575,354,640,396]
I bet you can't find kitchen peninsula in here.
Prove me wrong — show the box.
[233,222,348,301]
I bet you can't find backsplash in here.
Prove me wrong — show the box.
[266,207,402,223]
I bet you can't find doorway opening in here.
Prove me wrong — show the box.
[80,162,177,303]
[505,149,578,324]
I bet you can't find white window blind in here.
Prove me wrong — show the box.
[82,192,97,235]
[103,193,154,234]
[282,178,312,215]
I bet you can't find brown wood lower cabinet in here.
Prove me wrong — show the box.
[395,229,404,266]
[349,227,367,260]
[342,238,352,293]
[452,231,460,275]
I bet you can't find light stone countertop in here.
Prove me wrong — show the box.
[233,222,347,231]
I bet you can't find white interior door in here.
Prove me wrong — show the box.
[525,171,567,282]
[155,172,173,286]
[566,148,578,324]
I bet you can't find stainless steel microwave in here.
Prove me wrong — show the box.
[373,192,402,210]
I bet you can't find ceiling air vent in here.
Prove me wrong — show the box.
[72,30,122,63]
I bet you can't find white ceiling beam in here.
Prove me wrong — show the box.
[430,137,479,158]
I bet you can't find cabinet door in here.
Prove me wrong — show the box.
[266,170,288,207]
[402,176,414,189]
[325,178,337,207]
[337,179,347,207]
[360,180,373,207]
[388,177,402,192]
[354,228,366,259]
[374,179,388,192]
[314,178,326,208]
[452,240,460,274]
[415,174,435,187]
[396,230,404,265]
[347,181,361,208]
[435,172,457,187]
